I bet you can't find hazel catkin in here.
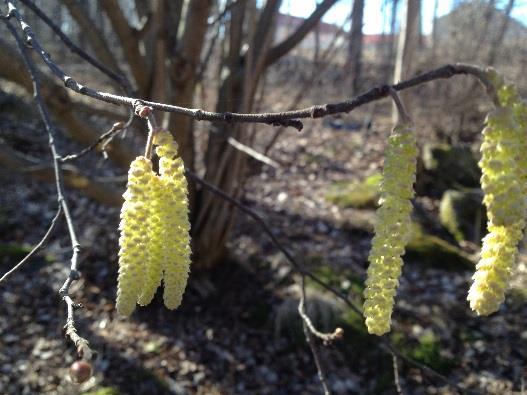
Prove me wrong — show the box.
[137,174,165,306]
[154,130,192,310]
[363,122,417,335]
[467,76,527,316]
[116,156,153,316]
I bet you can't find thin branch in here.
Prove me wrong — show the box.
[299,274,333,395]
[391,352,404,395]
[209,126,280,168]
[389,87,412,124]
[298,277,344,343]
[2,11,92,360]
[0,206,62,284]
[207,0,246,26]
[5,1,498,130]
[60,120,127,163]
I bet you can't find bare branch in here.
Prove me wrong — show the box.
[299,274,336,395]
[391,352,404,395]
[0,207,62,284]
[2,10,92,359]
[59,105,136,163]
[4,1,498,131]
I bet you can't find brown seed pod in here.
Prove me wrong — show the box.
[69,360,92,384]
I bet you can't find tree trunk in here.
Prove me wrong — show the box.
[384,0,399,83]
[392,0,419,120]
[192,0,338,268]
[348,0,365,94]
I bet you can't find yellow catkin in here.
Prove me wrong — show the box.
[154,130,192,310]
[137,174,165,306]
[468,75,527,315]
[116,156,153,316]
[363,122,417,335]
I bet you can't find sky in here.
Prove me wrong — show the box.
[279,0,527,35]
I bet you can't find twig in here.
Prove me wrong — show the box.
[299,275,333,395]
[60,120,128,163]
[391,352,404,395]
[298,275,343,344]
[0,206,62,284]
[2,12,92,360]
[5,1,498,131]
[388,88,412,124]
[207,0,247,26]
[209,126,280,168]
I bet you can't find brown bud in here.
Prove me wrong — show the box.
[135,105,153,118]
[69,360,92,384]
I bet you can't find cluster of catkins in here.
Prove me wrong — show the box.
[363,71,527,336]
[116,130,191,316]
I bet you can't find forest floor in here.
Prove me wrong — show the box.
[1,80,527,395]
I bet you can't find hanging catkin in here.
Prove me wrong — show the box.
[154,130,192,310]
[363,121,418,335]
[467,73,527,315]
[137,173,165,306]
[116,156,154,316]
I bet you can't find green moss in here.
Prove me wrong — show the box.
[0,243,32,262]
[325,173,382,209]
[405,224,474,271]
[307,259,365,300]
[439,190,485,243]
[391,331,457,374]
[422,144,480,189]
[82,387,120,395]
[0,243,54,272]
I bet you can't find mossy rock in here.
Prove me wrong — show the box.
[405,224,474,271]
[82,388,120,395]
[439,189,486,243]
[0,243,53,273]
[0,243,32,261]
[274,283,375,354]
[420,143,480,196]
[391,331,457,374]
[325,173,382,209]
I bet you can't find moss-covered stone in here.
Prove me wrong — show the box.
[405,224,474,271]
[325,173,382,209]
[275,285,344,344]
[0,243,32,263]
[439,189,486,242]
[419,143,480,196]
[391,331,457,374]
[82,388,120,395]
